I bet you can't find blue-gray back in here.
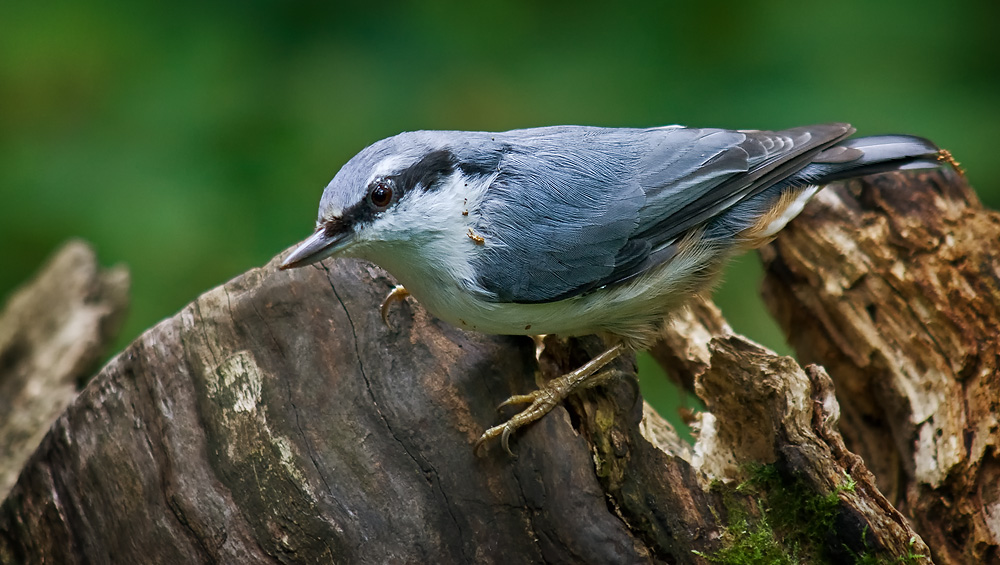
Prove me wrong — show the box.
[462,124,854,303]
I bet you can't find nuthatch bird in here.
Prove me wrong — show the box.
[280,123,944,453]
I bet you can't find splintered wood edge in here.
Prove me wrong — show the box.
[0,239,130,500]
[647,293,930,559]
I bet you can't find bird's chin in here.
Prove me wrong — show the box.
[279,230,354,270]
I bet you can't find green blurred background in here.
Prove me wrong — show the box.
[2,1,997,423]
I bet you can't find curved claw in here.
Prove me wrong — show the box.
[501,426,515,457]
[496,393,538,411]
[379,285,410,328]
[475,422,518,457]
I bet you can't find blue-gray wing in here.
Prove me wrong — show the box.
[470,123,853,303]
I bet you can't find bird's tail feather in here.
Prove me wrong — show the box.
[794,134,943,185]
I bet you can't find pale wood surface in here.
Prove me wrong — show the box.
[0,241,128,500]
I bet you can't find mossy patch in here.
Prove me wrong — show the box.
[696,464,923,564]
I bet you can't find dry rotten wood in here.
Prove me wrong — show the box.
[760,169,1000,564]
[0,240,129,499]
[648,298,931,563]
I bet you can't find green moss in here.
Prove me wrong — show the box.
[695,464,916,565]
[744,465,846,558]
[693,512,793,565]
[851,536,927,565]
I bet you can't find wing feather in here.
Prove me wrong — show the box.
[468,123,854,303]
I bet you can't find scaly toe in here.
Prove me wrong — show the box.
[474,423,505,456]
[474,342,627,456]
[477,391,562,455]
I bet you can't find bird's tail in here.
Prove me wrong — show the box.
[794,134,946,185]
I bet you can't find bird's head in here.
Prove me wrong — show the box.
[280,131,496,271]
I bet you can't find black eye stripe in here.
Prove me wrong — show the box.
[393,149,458,193]
[323,148,496,238]
[323,201,373,238]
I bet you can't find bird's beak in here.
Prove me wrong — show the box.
[279,228,351,270]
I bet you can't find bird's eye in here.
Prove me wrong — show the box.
[368,179,394,209]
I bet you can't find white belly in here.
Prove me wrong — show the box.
[391,238,720,346]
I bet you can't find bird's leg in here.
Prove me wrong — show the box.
[379,285,410,327]
[475,342,626,455]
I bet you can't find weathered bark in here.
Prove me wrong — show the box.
[0,169,988,563]
[0,258,662,564]
[760,169,1000,564]
[0,240,129,499]
[649,298,931,562]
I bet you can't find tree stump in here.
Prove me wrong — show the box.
[0,169,992,563]
[760,169,1000,564]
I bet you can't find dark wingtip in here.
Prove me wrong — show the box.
[798,133,945,184]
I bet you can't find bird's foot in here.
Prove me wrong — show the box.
[475,342,625,456]
[379,285,410,327]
